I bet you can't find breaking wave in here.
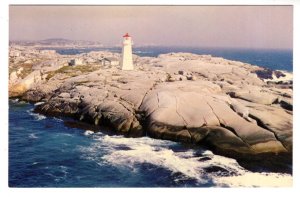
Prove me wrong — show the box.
[79,134,292,187]
[26,109,46,120]
[34,102,45,106]
[84,130,94,136]
[10,98,19,103]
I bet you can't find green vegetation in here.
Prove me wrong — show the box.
[46,64,99,81]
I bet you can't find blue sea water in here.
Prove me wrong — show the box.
[9,100,292,187]
[41,46,293,72]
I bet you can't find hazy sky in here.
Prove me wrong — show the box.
[9,6,293,49]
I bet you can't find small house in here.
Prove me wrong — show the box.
[69,58,83,66]
[100,57,119,66]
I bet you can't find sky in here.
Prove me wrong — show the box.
[9,5,293,49]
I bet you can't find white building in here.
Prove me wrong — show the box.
[69,58,83,66]
[100,57,119,66]
[120,33,134,70]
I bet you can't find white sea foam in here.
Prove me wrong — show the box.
[45,165,69,182]
[80,134,292,187]
[11,98,19,103]
[53,117,63,122]
[34,101,45,106]
[27,109,46,120]
[29,133,38,139]
[33,114,46,120]
[100,135,176,147]
[263,70,293,83]
[102,145,208,183]
[216,172,292,187]
[84,130,94,136]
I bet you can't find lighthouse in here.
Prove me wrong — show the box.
[120,33,134,70]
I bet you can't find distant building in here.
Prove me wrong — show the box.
[69,58,83,66]
[100,57,119,66]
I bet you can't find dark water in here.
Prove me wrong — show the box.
[39,46,293,72]
[9,100,292,187]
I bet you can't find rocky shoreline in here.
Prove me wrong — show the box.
[9,46,293,168]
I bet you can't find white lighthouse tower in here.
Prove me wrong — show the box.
[120,33,134,70]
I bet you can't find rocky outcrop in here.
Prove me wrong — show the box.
[9,70,45,97]
[237,99,292,151]
[139,81,287,154]
[10,49,293,158]
[253,68,287,80]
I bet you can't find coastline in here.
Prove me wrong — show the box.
[9,46,293,173]
[9,99,293,187]
[263,70,293,83]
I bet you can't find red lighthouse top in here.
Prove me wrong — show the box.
[123,33,131,38]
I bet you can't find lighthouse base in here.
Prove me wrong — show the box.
[121,64,134,70]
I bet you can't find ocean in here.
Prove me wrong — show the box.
[9,47,293,187]
[9,101,292,187]
[41,46,293,72]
